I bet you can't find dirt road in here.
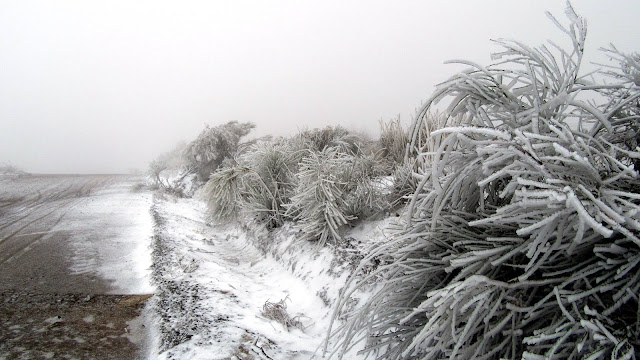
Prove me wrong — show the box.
[0,174,154,359]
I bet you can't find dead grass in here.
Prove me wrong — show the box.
[261,296,303,331]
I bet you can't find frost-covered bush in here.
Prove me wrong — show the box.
[383,112,447,207]
[147,141,197,196]
[183,121,255,181]
[0,163,27,175]
[285,146,388,246]
[379,116,408,166]
[149,158,170,189]
[387,158,418,207]
[285,148,357,246]
[378,116,419,207]
[201,126,391,238]
[237,139,300,228]
[199,165,248,221]
[200,137,302,227]
[297,125,364,155]
[330,5,640,359]
[342,152,389,219]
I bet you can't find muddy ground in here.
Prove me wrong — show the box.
[0,291,151,359]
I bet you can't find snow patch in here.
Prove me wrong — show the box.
[150,192,397,358]
[150,195,347,358]
[59,179,154,294]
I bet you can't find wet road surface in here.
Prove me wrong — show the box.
[0,174,154,359]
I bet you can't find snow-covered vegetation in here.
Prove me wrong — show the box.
[329,4,640,359]
[0,163,28,176]
[184,121,256,181]
[198,125,404,246]
[148,121,256,197]
[149,3,639,359]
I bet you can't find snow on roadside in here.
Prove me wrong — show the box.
[61,177,155,294]
[150,191,399,359]
[241,217,397,359]
[151,194,335,359]
[244,217,397,313]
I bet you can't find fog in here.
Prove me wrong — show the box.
[1,0,638,174]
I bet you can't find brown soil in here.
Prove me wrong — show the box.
[0,291,152,359]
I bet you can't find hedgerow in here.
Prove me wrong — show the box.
[200,124,399,245]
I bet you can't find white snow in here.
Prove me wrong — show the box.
[57,179,155,294]
[150,194,394,359]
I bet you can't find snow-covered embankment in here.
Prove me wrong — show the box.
[149,193,393,359]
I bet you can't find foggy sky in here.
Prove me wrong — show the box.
[1,1,638,174]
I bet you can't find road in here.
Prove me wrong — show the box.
[0,174,155,359]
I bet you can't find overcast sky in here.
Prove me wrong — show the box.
[1,1,638,174]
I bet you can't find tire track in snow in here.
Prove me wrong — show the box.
[0,176,103,264]
[0,198,80,265]
[0,177,91,233]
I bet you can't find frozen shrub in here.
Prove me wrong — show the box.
[379,116,408,166]
[0,163,27,175]
[377,116,417,208]
[297,125,364,155]
[329,4,640,359]
[237,139,300,228]
[286,146,387,246]
[148,159,169,189]
[200,136,304,227]
[385,112,447,207]
[199,166,248,222]
[285,148,357,246]
[343,152,389,219]
[147,141,198,197]
[183,121,255,181]
[387,158,418,207]
[201,125,389,233]
[200,126,392,241]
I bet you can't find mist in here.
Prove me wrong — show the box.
[1,0,638,174]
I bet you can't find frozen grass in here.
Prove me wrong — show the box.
[262,296,304,331]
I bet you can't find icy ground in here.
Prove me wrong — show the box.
[65,179,155,294]
[149,192,392,359]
